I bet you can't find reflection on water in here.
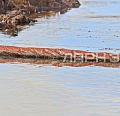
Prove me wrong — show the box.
[0,63,120,116]
[0,57,120,68]
[0,0,120,116]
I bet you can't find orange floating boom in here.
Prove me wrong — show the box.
[0,45,119,62]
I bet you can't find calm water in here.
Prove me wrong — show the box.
[0,0,120,53]
[0,0,120,116]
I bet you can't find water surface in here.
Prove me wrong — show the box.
[0,63,120,116]
[0,0,120,116]
[0,0,120,53]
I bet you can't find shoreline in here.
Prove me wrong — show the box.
[0,0,80,36]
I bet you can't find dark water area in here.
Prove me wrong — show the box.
[0,0,120,116]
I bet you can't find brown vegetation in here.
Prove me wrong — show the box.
[0,0,80,36]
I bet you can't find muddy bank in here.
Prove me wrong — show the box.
[0,0,80,36]
[0,0,80,13]
[0,10,37,36]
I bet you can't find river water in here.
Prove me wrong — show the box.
[0,0,120,116]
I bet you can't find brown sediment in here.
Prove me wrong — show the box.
[0,45,119,63]
[0,0,80,36]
